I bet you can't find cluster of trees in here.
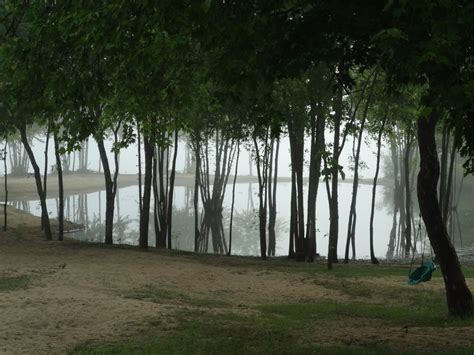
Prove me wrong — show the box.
[0,1,472,316]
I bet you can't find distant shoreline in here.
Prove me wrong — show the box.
[0,171,391,201]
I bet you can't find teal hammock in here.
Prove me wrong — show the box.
[408,259,437,285]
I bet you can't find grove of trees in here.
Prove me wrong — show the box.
[0,1,472,316]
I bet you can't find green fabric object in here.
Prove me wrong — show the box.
[408,260,437,285]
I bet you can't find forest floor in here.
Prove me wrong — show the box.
[1,207,473,354]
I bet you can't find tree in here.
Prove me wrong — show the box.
[376,0,473,316]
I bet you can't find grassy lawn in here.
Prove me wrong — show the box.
[70,259,474,355]
[0,274,31,291]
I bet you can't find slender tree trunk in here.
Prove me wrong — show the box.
[386,139,400,259]
[137,125,143,213]
[152,147,160,247]
[194,140,201,252]
[443,140,456,223]
[417,112,472,317]
[54,133,64,241]
[288,169,296,259]
[439,122,449,209]
[97,138,114,245]
[166,131,179,250]
[344,118,366,263]
[20,125,52,240]
[228,142,240,256]
[369,113,388,264]
[253,135,267,260]
[139,136,153,249]
[404,136,413,258]
[268,138,279,257]
[328,85,343,268]
[288,123,305,261]
[3,141,8,231]
[397,141,406,257]
[43,123,50,214]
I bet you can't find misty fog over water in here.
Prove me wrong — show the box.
[4,132,472,258]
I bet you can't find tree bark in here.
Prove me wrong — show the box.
[193,139,201,252]
[306,102,325,261]
[253,135,268,260]
[417,112,472,317]
[166,131,179,249]
[386,139,400,259]
[344,117,366,263]
[369,113,388,264]
[139,135,154,249]
[43,123,50,217]
[288,120,305,261]
[3,141,8,231]
[328,85,343,267]
[443,140,456,224]
[54,133,64,241]
[228,142,240,256]
[404,134,413,258]
[268,137,279,257]
[20,125,52,240]
[137,124,143,213]
[96,138,115,245]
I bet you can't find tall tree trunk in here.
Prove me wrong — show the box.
[328,85,343,268]
[386,139,400,259]
[268,138,279,257]
[404,135,413,258]
[369,113,388,264]
[443,140,456,223]
[137,125,143,213]
[43,123,51,221]
[139,136,153,249]
[166,131,179,249]
[97,138,115,245]
[20,125,52,240]
[196,131,234,254]
[288,121,305,262]
[439,122,449,209]
[54,133,64,241]
[228,142,240,256]
[417,111,472,317]
[344,118,366,263]
[288,169,296,259]
[194,140,201,252]
[397,141,406,257]
[3,140,8,231]
[152,147,160,247]
[253,135,268,260]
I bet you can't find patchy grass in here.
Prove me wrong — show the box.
[0,274,31,291]
[71,300,474,355]
[126,284,229,308]
[69,253,474,354]
[259,300,474,328]
[73,278,474,355]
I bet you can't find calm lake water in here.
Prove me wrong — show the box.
[13,180,405,259]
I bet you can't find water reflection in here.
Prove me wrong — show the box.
[15,181,414,258]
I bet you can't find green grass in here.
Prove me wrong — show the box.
[0,274,31,291]
[71,299,474,355]
[70,256,474,355]
[126,284,229,308]
[259,300,474,328]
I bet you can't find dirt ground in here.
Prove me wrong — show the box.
[0,207,473,354]
[0,235,334,353]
